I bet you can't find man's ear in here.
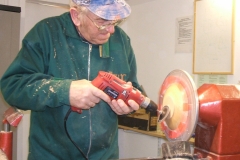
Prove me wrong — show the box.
[70,8,80,26]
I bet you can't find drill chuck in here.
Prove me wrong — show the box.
[140,97,158,113]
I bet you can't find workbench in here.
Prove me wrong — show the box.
[118,125,194,144]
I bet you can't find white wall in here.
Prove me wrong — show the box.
[122,0,240,103]
[1,0,240,159]
[122,0,195,103]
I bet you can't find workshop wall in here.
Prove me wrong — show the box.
[1,0,240,159]
[122,0,240,104]
[121,0,195,103]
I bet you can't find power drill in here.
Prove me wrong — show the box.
[71,71,158,113]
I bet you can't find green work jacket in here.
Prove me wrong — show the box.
[0,12,141,160]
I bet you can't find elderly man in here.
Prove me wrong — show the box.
[0,0,141,159]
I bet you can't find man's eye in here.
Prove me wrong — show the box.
[94,21,103,26]
[99,21,105,25]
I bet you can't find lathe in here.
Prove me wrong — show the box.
[125,69,240,160]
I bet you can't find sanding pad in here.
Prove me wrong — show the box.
[158,69,199,141]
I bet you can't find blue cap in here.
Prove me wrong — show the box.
[72,0,131,20]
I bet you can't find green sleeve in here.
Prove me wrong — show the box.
[0,31,72,112]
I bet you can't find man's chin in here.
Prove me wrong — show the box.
[95,39,109,45]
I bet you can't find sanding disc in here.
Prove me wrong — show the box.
[159,69,199,141]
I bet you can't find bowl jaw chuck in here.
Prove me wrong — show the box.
[158,69,199,142]
[158,69,199,159]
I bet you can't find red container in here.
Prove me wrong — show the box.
[0,131,13,160]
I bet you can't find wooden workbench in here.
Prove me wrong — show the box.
[118,125,195,144]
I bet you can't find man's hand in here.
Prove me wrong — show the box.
[107,81,140,115]
[108,99,139,115]
[69,80,110,110]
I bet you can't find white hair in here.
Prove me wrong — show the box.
[69,0,88,12]
[69,0,89,21]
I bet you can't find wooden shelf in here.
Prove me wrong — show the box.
[118,125,195,144]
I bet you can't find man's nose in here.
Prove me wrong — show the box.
[106,25,115,34]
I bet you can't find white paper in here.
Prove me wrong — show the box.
[175,16,193,53]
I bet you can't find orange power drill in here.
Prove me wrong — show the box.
[71,71,158,113]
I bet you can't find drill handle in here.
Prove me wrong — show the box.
[71,106,82,114]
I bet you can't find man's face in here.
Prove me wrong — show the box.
[77,11,116,45]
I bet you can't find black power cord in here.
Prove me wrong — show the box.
[64,108,88,160]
